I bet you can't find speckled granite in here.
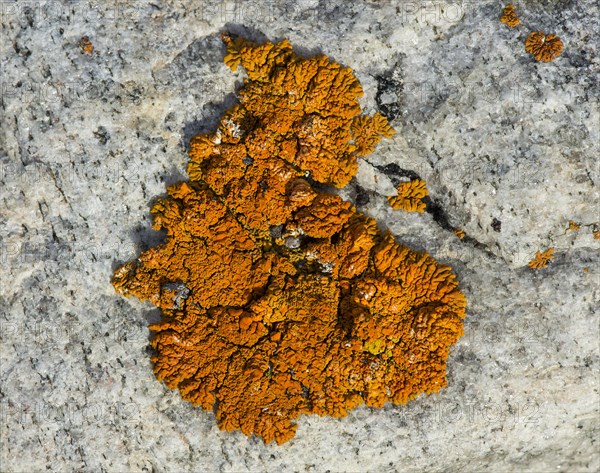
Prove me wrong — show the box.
[1,1,598,472]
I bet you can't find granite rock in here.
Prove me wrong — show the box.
[1,1,598,472]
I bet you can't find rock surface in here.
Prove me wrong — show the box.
[1,1,598,472]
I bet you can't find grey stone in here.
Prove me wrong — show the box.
[1,1,598,472]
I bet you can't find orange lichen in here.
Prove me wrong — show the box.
[525,32,564,62]
[351,113,396,156]
[454,229,466,239]
[500,4,520,27]
[594,230,600,240]
[528,247,555,269]
[568,220,581,231]
[113,35,466,445]
[79,36,93,55]
[387,179,428,213]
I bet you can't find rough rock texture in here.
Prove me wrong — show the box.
[1,0,598,472]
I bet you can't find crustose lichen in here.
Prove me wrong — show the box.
[113,34,467,444]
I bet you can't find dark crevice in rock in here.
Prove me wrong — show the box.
[375,160,499,261]
[379,162,421,185]
[423,197,453,232]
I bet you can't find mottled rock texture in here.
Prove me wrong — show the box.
[1,1,598,472]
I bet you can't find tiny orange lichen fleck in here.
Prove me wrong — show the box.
[528,247,555,269]
[568,220,581,231]
[454,229,466,239]
[79,36,94,55]
[387,179,428,213]
[525,32,564,62]
[500,4,520,27]
[113,34,466,445]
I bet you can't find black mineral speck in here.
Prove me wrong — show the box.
[269,225,283,239]
[491,218,502,232]
[375,70,403,122]
[93,126,110,145]
[355,186,370,207]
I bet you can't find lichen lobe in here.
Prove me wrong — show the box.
[113,35,467,445]
[525,31,564,62]
[500,4,520,28]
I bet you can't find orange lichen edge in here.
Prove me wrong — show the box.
[351,113,396,156]
[387,179,428,213]
[594,230,600,240]
[528,247,555,269]
[500,4,520,28]
[525,32,564,62]
[113,35,466,445]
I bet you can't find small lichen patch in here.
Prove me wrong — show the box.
[387,179,428,213]
[79,36,94,55]
[500,4,520,27]
[528,247,555,269]
[454,229,466,239]
[525,32,564,62]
